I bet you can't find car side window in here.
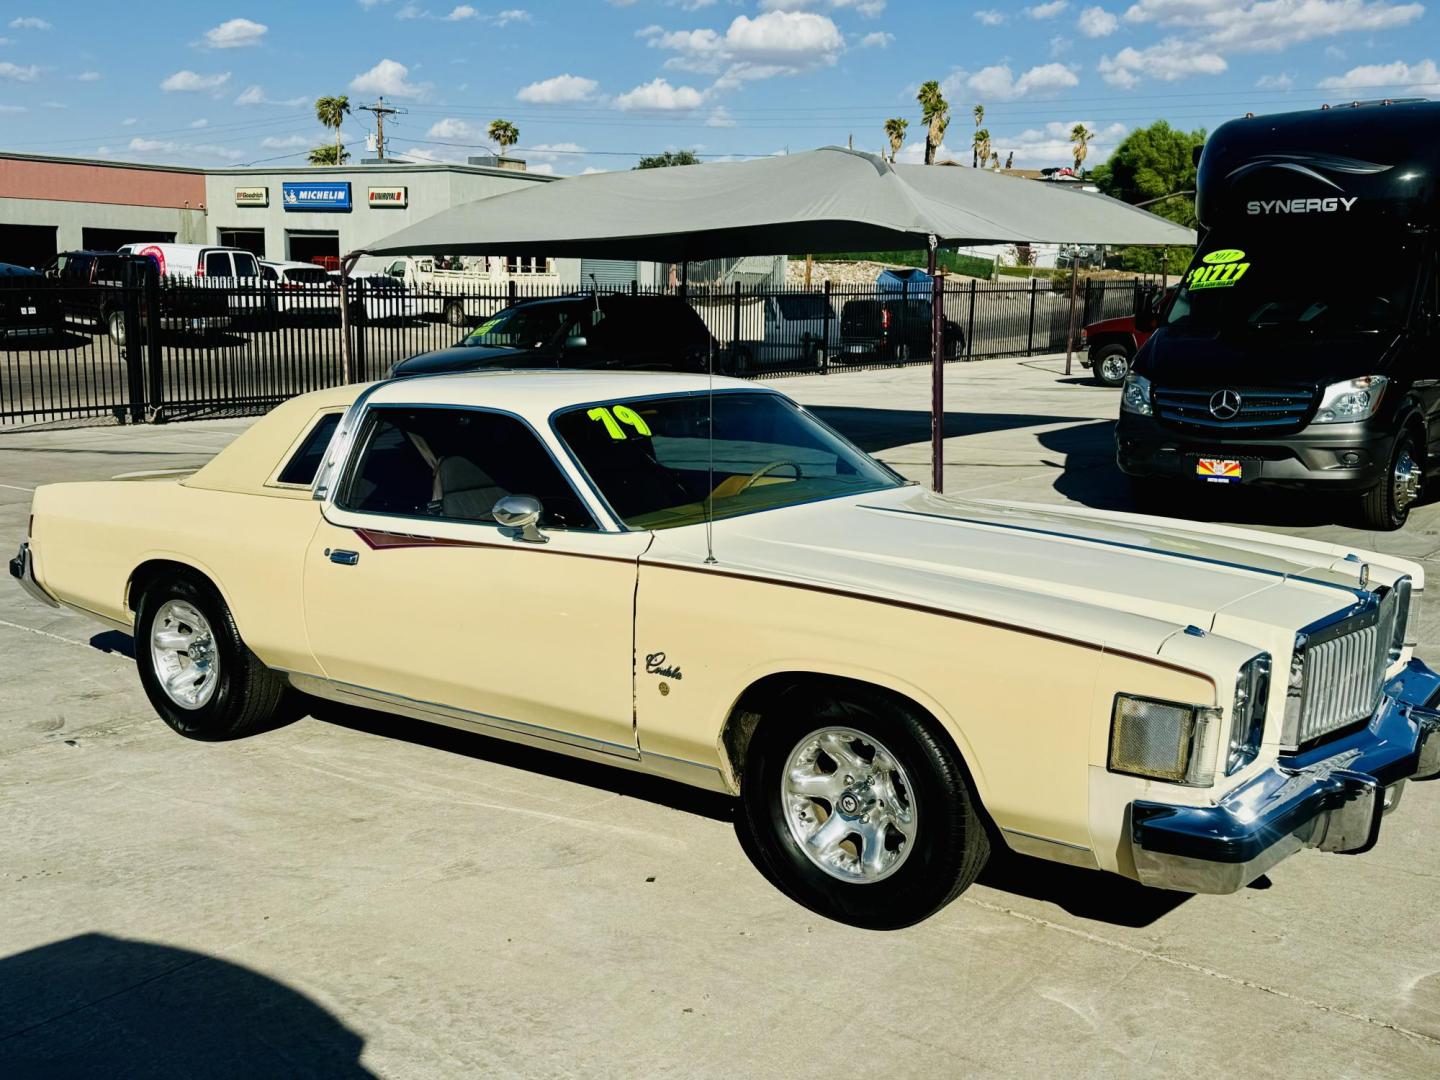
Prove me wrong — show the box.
[339,407,597,531]
[276,412,343,486]
[204,252,231,278]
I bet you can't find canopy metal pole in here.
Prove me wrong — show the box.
[1063,248,1079,377]
[339,249,364,384]
[928,235,943,493]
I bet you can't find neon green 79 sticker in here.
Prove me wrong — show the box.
[587,405,653,440]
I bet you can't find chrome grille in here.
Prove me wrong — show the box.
[1283,587,1403,748]
[1153,386,1316,432]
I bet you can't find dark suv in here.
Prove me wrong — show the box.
[838,298,964,363]
[393,294,719,377]
[44,251,230,344]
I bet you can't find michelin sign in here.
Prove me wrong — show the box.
[281,181,353,211]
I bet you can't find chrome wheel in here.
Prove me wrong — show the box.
[1395,447,1422,511]
[1100,353,1129,384]
[150,599,219,710]
[781,726,918,883]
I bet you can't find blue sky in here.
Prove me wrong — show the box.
[1,1,1437,174]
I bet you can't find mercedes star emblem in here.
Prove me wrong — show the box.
[1209,389,1242,420]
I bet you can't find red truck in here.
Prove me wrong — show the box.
[1080,285,1174,387]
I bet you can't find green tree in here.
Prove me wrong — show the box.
[488,119,520,155]
[1070,123,1093,174]
[314,95,350,162]
[1090,120,1206,273]
[883,117,908,163]
[307,143,349,166]
[917,80,949,165]
[971,103,984,167]
[634,149,700,169]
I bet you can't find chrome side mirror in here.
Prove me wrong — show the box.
[493,494,548,544]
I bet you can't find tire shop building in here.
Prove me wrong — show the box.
[0,151,660,286]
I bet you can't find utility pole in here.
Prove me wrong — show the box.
[359,97,406,160]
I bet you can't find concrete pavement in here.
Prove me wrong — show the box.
[2,356,1438,1078]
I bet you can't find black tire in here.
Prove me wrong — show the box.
[1092,343,1132,387]
[894,342,910,363]
[134,571,292,741]
[739,683,989,929]
[443,300,466,327]
[1361,433,1423,531]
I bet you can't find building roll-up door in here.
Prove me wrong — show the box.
[579,258,639,289]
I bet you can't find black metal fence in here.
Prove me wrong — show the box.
[0,273,1144,428]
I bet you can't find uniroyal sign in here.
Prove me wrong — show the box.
[234,186,269,207]
[367,186,408,208]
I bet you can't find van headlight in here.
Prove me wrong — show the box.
[1109,694,1221,787]
[1227,654,1271,775]
[1313,375,1387,423]
[1121,373,1153,416]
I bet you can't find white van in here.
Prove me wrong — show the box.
[119,243,265,312]
[260,259,337,316]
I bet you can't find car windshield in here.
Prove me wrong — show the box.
[462,304,579,349]
[1166,235,1418,335]
[553,391,902,529]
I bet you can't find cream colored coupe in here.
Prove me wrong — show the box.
[12,371,1440,927]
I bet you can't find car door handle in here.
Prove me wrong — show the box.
[325,548,359,566]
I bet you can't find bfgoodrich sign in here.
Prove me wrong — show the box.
[234,186,268,207]
[281,181,353,211]
[367,186,408,208]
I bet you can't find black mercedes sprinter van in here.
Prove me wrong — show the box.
[1116,99,1439,529]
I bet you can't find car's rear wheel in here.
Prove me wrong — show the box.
[107,310,126,346]
[443,300,466,327]
[1092,343,1132,387]
[1361,433,1423,531]
[135,572,292,741]
[739,683,989,929]
[894,342,910,363]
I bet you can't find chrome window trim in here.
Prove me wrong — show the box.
[266,407,346,491]
[546,386,906,532]
[321,400,621,534]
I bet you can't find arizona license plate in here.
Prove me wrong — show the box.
[1196,457,1242,483]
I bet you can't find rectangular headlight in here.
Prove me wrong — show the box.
[1109,694,1221,787]
[1227,654,1271,775]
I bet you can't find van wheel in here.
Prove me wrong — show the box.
[1092,344,1132,387]
[135,572,293,741]
[107,310,126,346]
[739,684,989,929]
[894,343,910,363]
[443,301,466,327]
[1361,435,1423,531]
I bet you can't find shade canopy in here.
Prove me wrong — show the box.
[362,147,1194,261]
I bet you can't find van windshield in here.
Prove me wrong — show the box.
[1166,236,1418,335]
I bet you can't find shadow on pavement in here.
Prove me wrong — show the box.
[809,406,1077,454]
[976,848,1189,927]
[0,933,373,1078]
[89,630,134,658]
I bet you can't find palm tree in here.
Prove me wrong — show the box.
[916,80,949,166]
[1004,150,1013,170]
[307,143,348,166]
[488,119,520,156]
[883,117,908,163]
[973,128,992,173]
[1070,123,1094,174]
[314,95,350,163]
[990,151,1000,170]
[972,103,984,166]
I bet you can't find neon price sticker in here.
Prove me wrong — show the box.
[587,405,653,440]
[1187,248,1251,290]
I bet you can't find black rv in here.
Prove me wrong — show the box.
[1116,100,1440,529]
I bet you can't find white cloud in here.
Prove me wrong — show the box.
[443,3,478,17]
[974,9,1006,24]
[1077,6,1119,35]
[1002,119,1127,168]
[859,30,894,48]
[0,61,40,81]
[233,85,307,107]
[160,70,231,92]
[0,104,25,113]
[967,62,1079,99]
[425,116,486,141]
[647,10,845,81]
[1098,37,1225,86]
[706,105,736,126]
[8,17,50,30]
[1255,72,1294,88]
[122,116,137,125]
[189,118,208,128]
[492,8,530,25]
[757,0,885,15]
[41,100,65,109]
[1318,57,1440,95]
[125,136,245,162]
[76,70,102,81]
[894,139,956,164]
[1026,1,1069,17]
[349,58,428,98]
[515,73,598,102]
[526,141,585,161]
[1121,0,1423,53]
[396,4,425,19]
[202,18,267,49]
[614,77,706,110]
[260,134,310,149]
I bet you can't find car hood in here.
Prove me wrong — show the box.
[1085,315,1135,336]
[650,485,1413,660]
[393,345,555,376]
[1134,324,1400,387]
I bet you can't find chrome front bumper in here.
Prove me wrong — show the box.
[8,542,59,608]
[1131,659,1440,894]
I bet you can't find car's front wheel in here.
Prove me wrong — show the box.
[740,684,989,928]
[1092,343,1132,387]
[135,572,292,741]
